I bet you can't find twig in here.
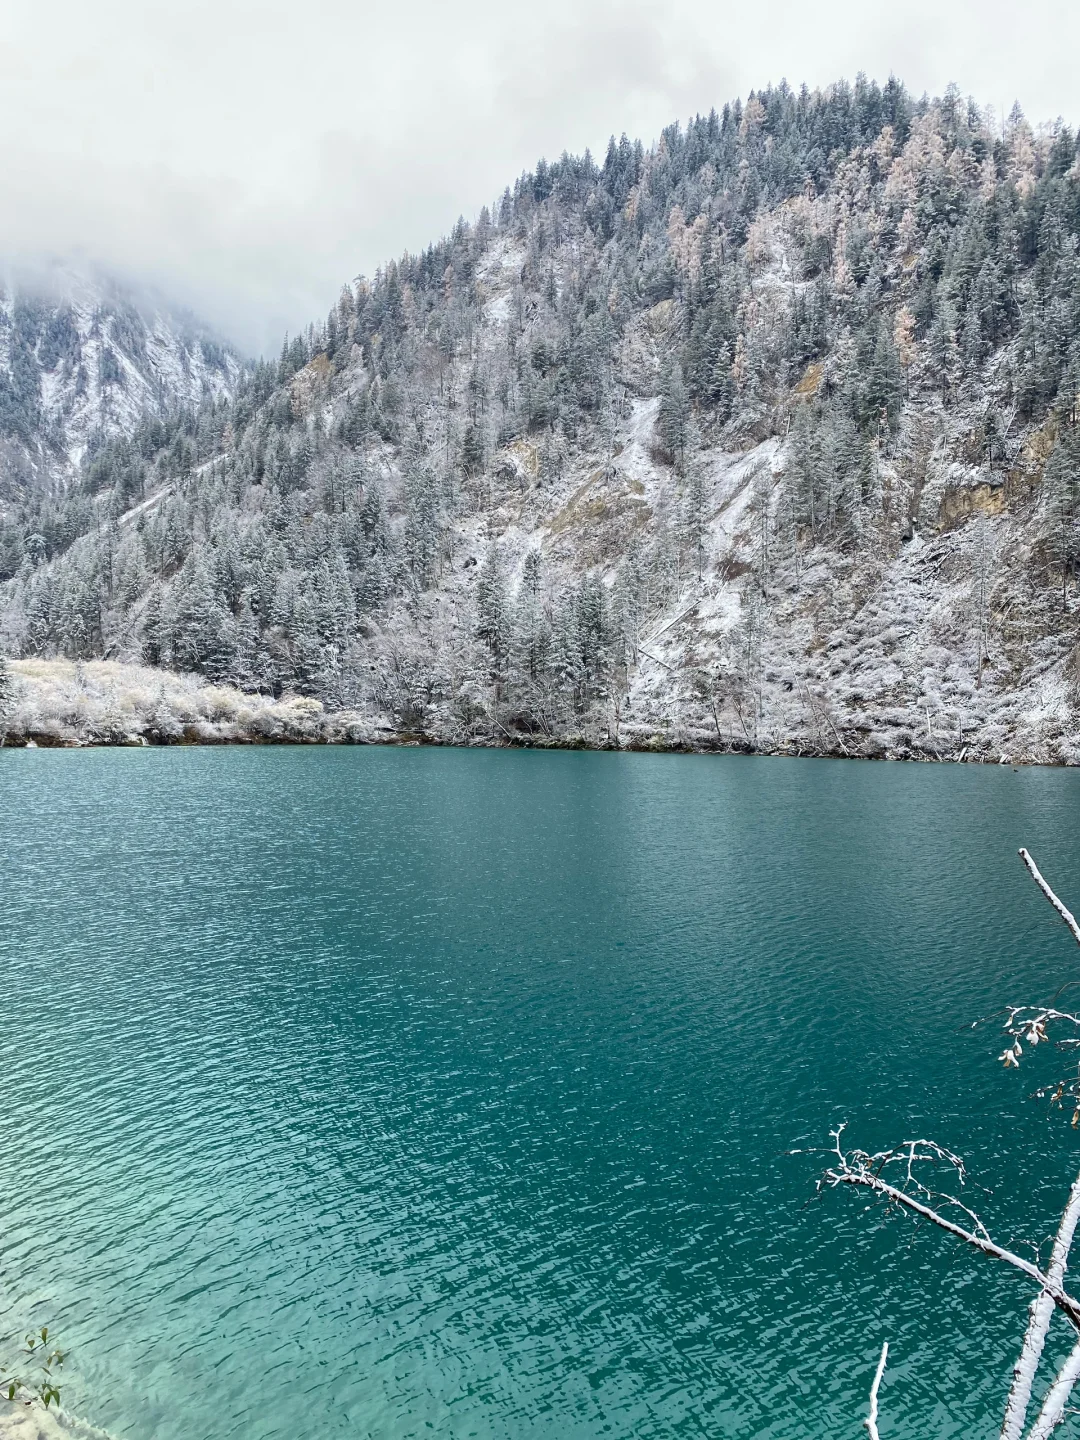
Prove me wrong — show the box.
[865,1342,888,1440]
[828,1171,1056,1292]
[1019,849,1080,948]
[822,1131,1080,1329]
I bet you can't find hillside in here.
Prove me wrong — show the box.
[2,78,1080,762]
[0,263,244,501]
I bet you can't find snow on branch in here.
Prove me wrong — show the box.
[1019,849,1080,948]
[1025,1336,1080,1440]
[864,1342,888,1440]
[820,849,1080,1439]
[1001,1168,1080,1440]
[989,849,1080,1123]
[819,1127,1080,1324]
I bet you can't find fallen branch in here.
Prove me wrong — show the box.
[1026,1337,1080,1440]
[1001,1168,1080,1440]
[824,850,1080,1438]
[1019,849,1080,948]
[864,1342,888,1440]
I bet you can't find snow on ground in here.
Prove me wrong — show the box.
[3,659,379,747]
[0,266,244,495]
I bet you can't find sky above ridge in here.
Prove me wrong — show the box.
[2,0,1075,356]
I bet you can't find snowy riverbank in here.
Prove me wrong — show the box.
[0,658,380,747]
[1,655,1075,764]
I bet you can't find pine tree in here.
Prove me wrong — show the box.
[657,360,691,469]
[475,542,510,671]
[682,468,708,578]
[863,322,903,433]
[928,303,962,403]
[575,575,608,708]
[142,584,167,666]
[513,553,551,689]
[404,464,441,589]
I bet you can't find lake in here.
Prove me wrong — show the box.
[3,748,1080,1438]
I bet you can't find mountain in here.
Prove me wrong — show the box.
[0,263,244,501]
[2,77,1080,762]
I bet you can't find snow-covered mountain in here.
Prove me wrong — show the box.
[3,79,1080,763]
[0,263,244,499]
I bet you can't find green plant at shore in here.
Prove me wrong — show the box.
[2,1326,64,1409]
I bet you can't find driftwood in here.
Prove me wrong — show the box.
[822,850,1080,1439]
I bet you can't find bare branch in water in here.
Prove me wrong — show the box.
[820,1127,1080,1323]
[1019,849,1080,948]
[1025,1337,1080,1440]
[864,1342,888,1440]
[820,849,1080,1437]
[1000,1169,1080,1440]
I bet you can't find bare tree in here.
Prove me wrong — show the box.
[812,848,1080,1440]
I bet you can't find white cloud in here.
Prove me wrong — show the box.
[2,0,1076,354]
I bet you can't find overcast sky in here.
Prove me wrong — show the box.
[1,0,1076,356]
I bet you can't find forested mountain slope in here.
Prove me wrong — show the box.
[0,264,243,504]
[3,79,1080,761]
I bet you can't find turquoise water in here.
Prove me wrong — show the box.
[3,749,1080,1439]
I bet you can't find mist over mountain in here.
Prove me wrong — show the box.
[0,262,244,503]
[2,77,1080,761]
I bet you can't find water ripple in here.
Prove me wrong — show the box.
[2,748,1080,1438]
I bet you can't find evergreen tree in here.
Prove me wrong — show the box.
[476,542,510,671]
[863,323,903,433]
[789,404,823,538]
[512,551,551,693]
[5,76,1080,745]
[657,360,691,469]
[682,468,708,578]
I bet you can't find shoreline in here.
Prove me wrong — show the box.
[2,657,1073,768]
[1,729,1062,768]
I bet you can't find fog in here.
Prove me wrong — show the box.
[2,0,1075,355]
